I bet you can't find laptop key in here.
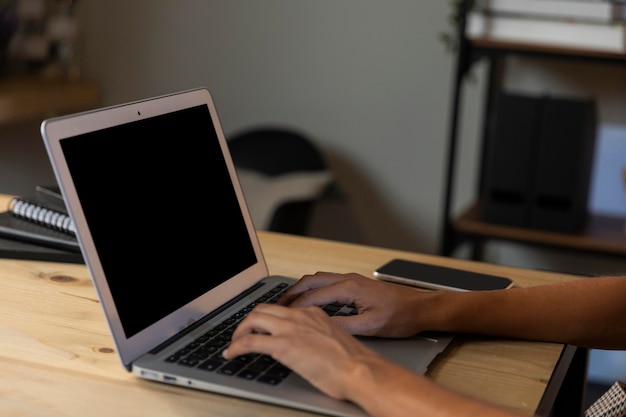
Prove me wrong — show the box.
[322,303,342,315]
[198,358,223,371]
[267,363,292,378]
[257,374,283,385]
[218,361,245,376]
[232,353,257,364]
[178,357,202,367]
[238,368,262,380]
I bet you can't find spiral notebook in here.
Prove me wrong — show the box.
[8,192,75,235]
[0,183,79,257]
[40,87,452,417]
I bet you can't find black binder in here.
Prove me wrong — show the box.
[0,211,80,253]
[483,92,597,232]
[0,220,82,264]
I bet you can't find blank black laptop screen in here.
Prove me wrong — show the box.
[59,104,257,338]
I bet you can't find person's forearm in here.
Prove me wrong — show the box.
[419,276,626,349]
[347,354,526,417]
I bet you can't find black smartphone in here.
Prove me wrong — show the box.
[374,259,514,292]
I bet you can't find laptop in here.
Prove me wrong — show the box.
[40,87,453,417]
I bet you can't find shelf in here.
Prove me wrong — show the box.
[0,76,100,126]
[468,38,626,65]
[439,0,626,264]
[453,203,626,257]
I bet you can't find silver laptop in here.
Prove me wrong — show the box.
[40,87,452,417]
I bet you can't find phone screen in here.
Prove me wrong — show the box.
[374,259,514,292]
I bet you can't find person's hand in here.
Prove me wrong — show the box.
[278,271,435,338]
[223,281,530,417]
[222,303,388,401]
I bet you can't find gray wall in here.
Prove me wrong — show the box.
[76,0,468,255]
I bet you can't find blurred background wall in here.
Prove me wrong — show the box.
[5,0,626,274]
[75,0,461,254]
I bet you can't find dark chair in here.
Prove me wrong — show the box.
[228,127,333,236]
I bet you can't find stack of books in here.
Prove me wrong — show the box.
[0,185,82,263]
[466,0,626,54]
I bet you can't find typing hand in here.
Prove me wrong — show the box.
[278,272,430,338]
[222,303,385,401]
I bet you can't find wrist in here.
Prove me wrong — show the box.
[408,289,458,333]
[345,351,447,417]
[343,352,402,413]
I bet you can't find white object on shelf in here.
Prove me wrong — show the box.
[466,11,626,53]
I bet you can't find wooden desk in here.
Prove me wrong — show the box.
[0,221,584,415]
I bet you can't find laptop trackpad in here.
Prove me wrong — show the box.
[357,333,453,375]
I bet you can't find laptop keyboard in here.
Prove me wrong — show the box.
[165,282,358,385]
